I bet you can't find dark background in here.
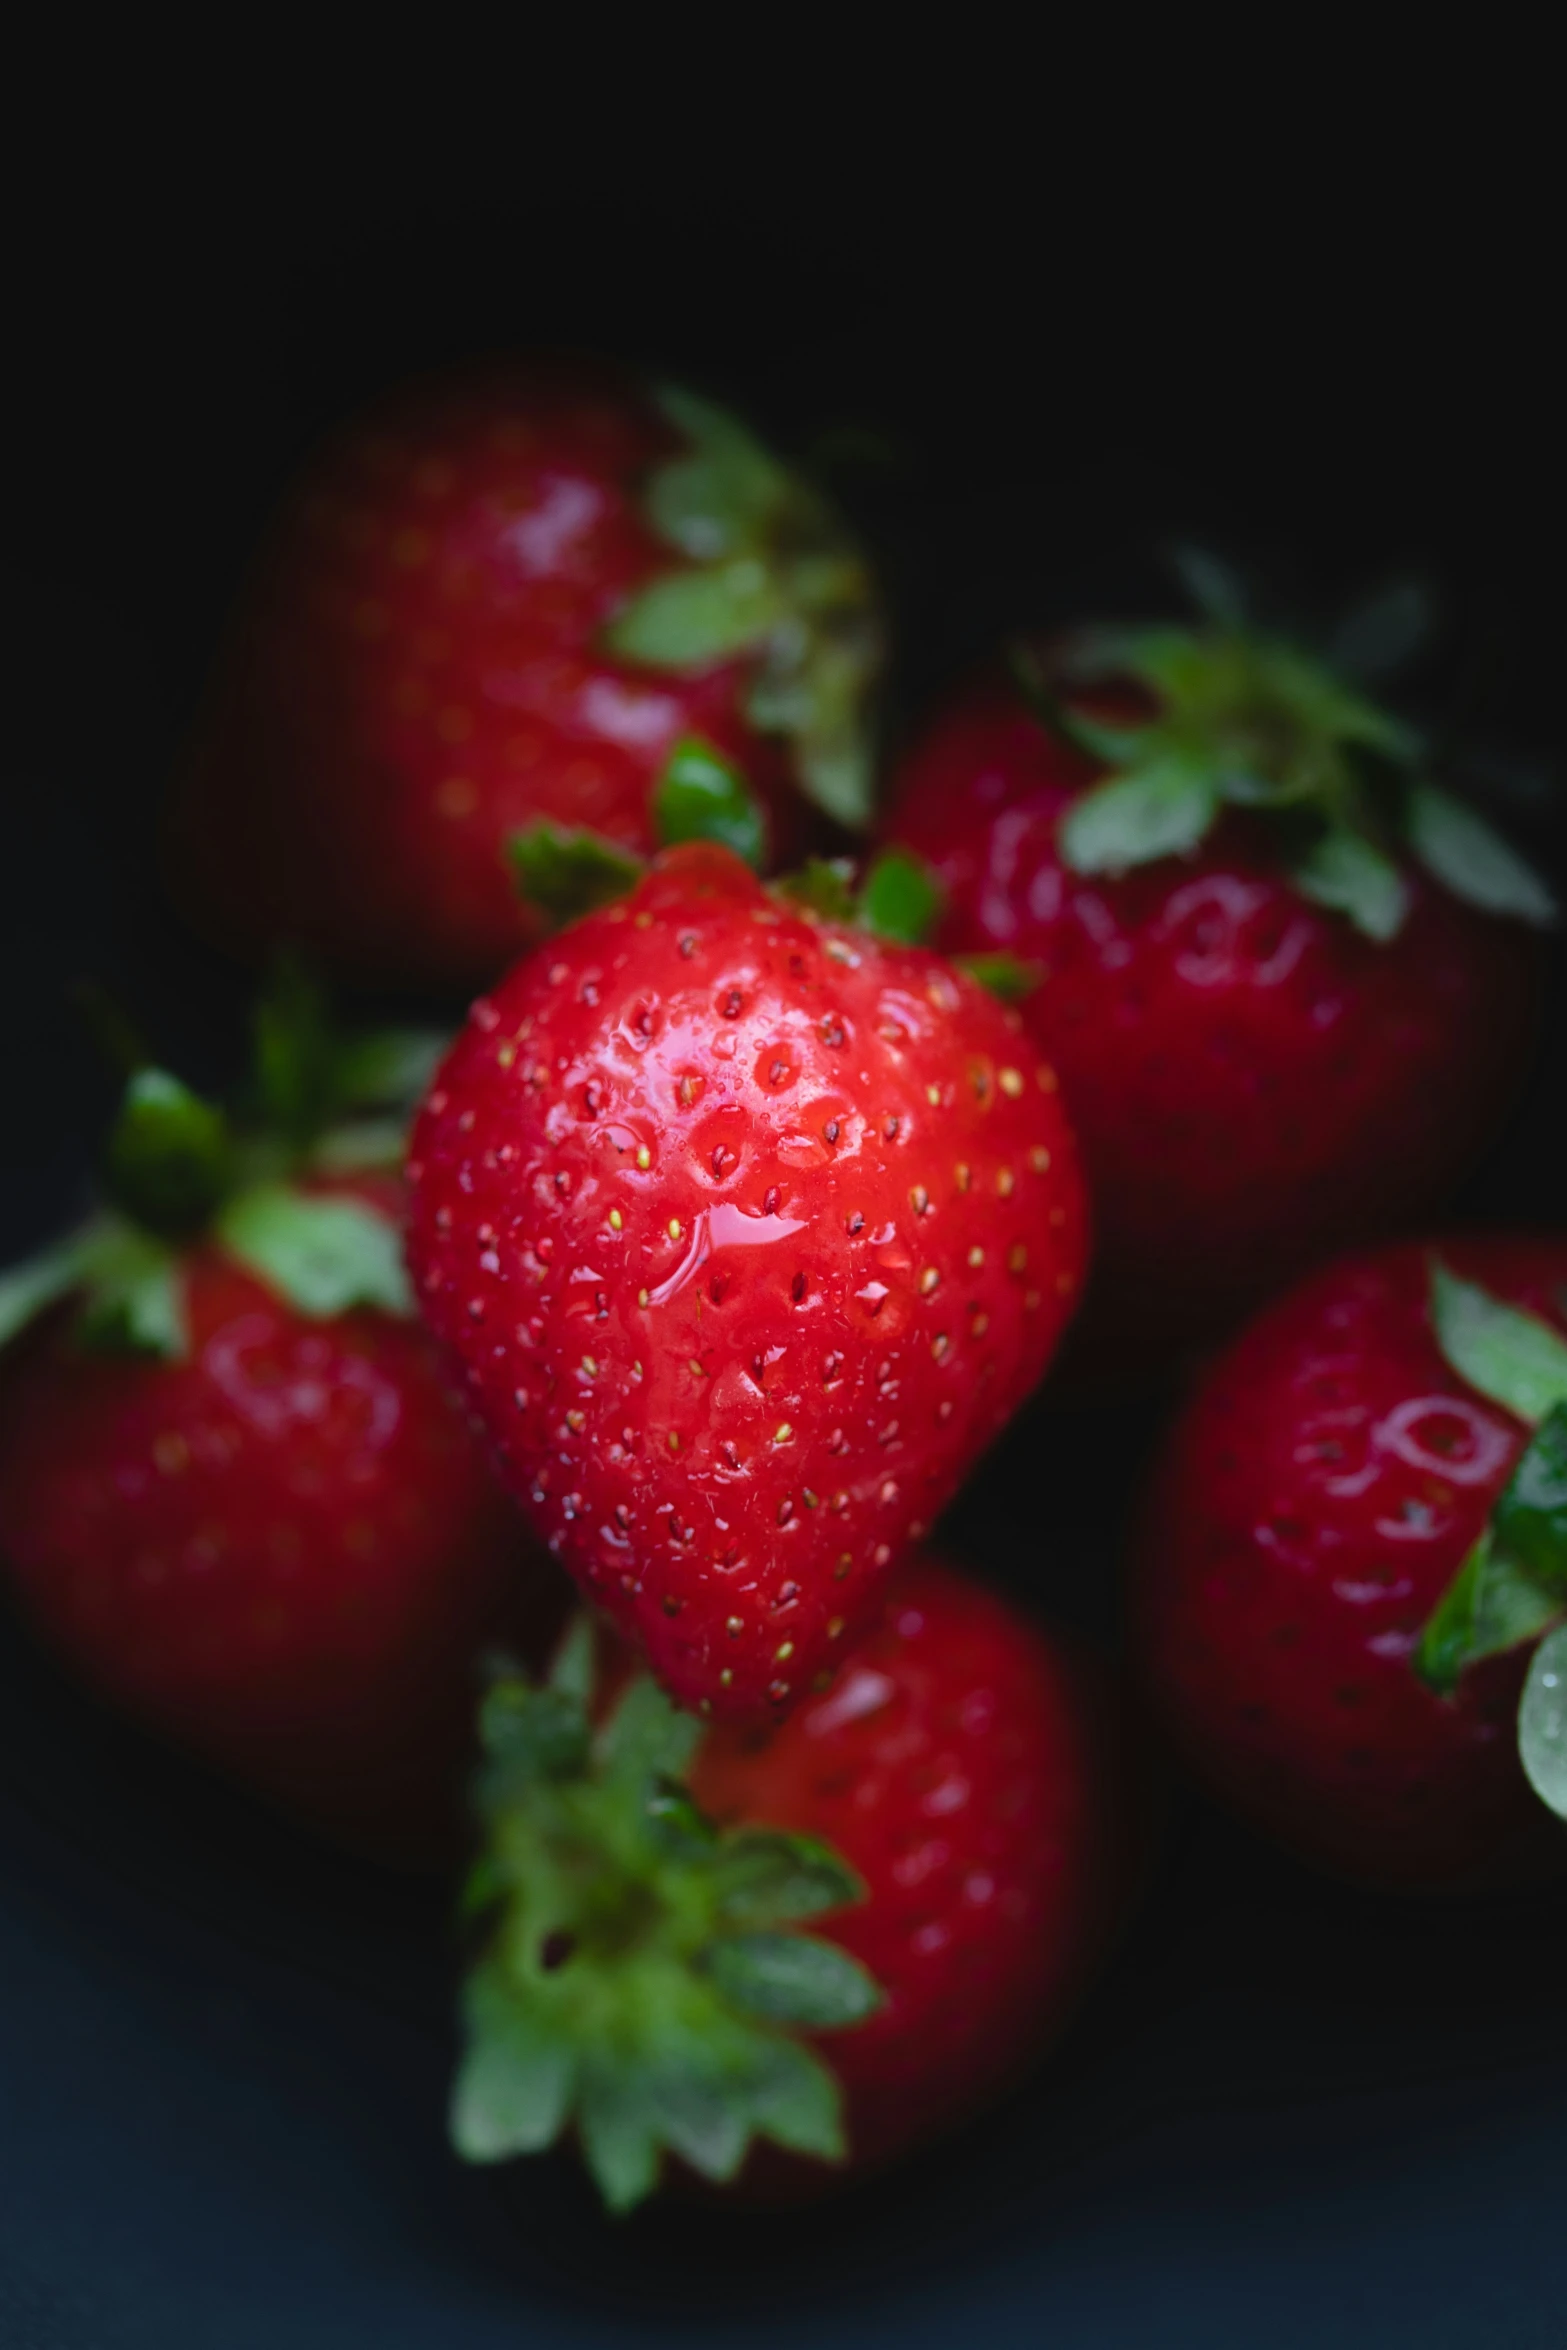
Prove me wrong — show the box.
[3,109,1563,2348]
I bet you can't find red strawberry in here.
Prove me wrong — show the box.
[452,1556,1112,2205]
[885,609,1549,1367]
[1132,1233,1567,1886]
[405,841,1088,1721]
[167,364,881,989]
[0,987,549,1859]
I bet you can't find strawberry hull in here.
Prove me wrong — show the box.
[454,1556,1119,2204]
[406,846,1089,1719]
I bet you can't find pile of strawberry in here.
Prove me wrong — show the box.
[4,363,1563,2214]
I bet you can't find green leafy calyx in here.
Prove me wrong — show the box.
[1414,1265,1567,1714]
[510,737,769,929]
[652,736,767,868]
[858,847,944,946]
[105,1070,233,1238]
[0,969,429,1359]
[605,386,881,830]
[1042,614,1553,940]
[0,1216,187,1357]
[1519,1625,1567,1822]
[249,949,446,1168]
[451,1627,881,2211]
[508,807,1015,1003]
[214,1186,412,1318]
[508,823,646,930]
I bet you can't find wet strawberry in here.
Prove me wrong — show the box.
[886,610,1549,1367]
[1133,1233,1567,1885]
[406,843,1088,1720]
[167,364,880,988]
[452,1556,1111,2204]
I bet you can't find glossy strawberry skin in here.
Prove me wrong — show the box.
[406,845,1088,1721]
[167,364,808,990]
[0,1228,543,1860]
[1133,1234,1567,1886]
[692,1556,1108,2176]
[887,674,1538,1363]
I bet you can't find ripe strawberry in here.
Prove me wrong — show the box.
[451,1556,1110,2205]
[405,841,1088,1722]
[167,364,881,989]
[1133,1233,1567,1886]
[0,981,546,1858]
[885,601,1550,1365]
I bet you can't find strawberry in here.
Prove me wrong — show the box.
[884,589,1550,1366]
[166,363,881,989]
[451,1556,1110,2205]
[405,840,1088,1722]
[0,976,546,1858]
[1132,1233,1567,1886]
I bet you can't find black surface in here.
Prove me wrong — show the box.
[3,119,1563,2347]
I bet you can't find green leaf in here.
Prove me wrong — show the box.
[774,857,858,922]
[477,1677,592,1786]
[739,2038,845,2162]
[1519,1624,1567,1822]
[638,2062,751,2185]
[646,385,794,559]
[251,953,448,1158]
[652,736,767,867]
[1251,639,1420,763]
[508,823,643,929]
[1169,543,1248,629]
[70,1221,187,1356]
[605,558,785,668]
[1429,1262,1567,1426]
[547,1615,598,1706]
[1404,782,1557,928]
[105,1069,232,1237]
[1216,766,1294,808]
[252,952,336,1151]
[1329,579,1433,680]
[643,1784,721,1852]
[793,727,876,831]
[576,2076,664,2213]
[1058,760,1220,875]
[331,1027,449,1116]
[1413,1530,1561,1696]
[80,1260,184,1355]
[707,1831,865,1927]
[1490,1404,1567,1588]
[305,1118,411,1176]
[955,952,1041,1003]
[597,1674,703,1789]
[215,1185,412,1318]
[1289,826,1411,942]
[458,1853,508,1923]
[1415,1358,1567,1695]
[859,848,943,945]
[0,1235,88,1348]
[451,1963,577,2161]
[744,638,877,824]
[703,1933,883,2029]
